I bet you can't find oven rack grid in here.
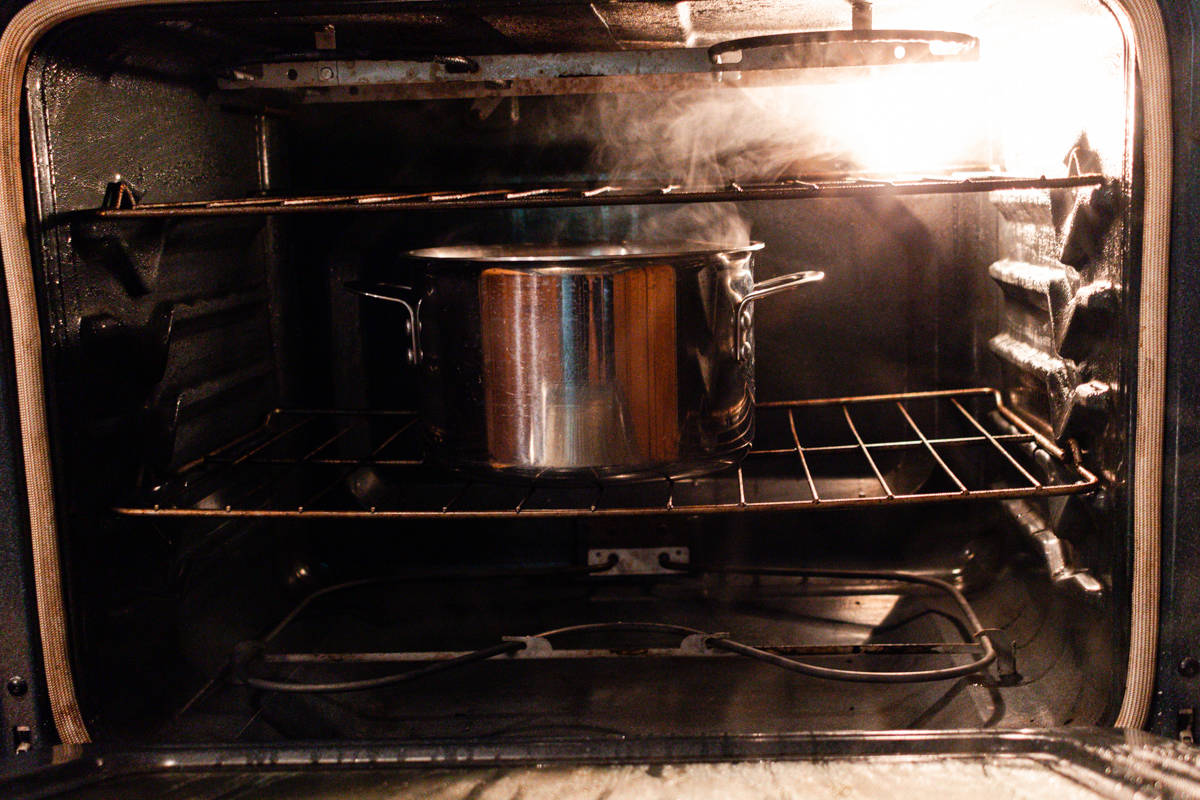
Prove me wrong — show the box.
[85,173,1106,219]
[228,563,1014,692]
[115,388,1099,520]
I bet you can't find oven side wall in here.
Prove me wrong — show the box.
[19,33,307,738]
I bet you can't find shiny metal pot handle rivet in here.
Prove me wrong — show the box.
[345,281,423,364]
[735,270,825,361]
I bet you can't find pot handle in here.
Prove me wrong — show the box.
[345,281,422,365]
[735,270,825,361]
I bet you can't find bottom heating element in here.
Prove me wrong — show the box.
[231,564,1014,695]
[116,388,1097,520]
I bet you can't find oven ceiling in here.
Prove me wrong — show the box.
[131,0,900,56]
[91,0,1111,71]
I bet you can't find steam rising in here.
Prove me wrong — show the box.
[447,0,1126,250]
[585,89,855,246]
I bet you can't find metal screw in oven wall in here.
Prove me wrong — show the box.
[5,676,27,697]
[1178,656,1200,678]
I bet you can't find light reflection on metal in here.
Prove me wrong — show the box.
[708,30,978,72]
[1002,498,1104,597]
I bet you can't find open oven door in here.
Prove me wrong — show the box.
[3,730,1200,799]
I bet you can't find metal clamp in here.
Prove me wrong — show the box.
[735,270,824,361]
[680,633,727,655]
[501,635,553,658]
[977,628,1020,685]
[344,281,422,364]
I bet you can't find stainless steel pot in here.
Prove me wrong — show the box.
[348,241,823,481]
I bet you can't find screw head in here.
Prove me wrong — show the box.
[6,676,27,697]
[1179,657,1200,678]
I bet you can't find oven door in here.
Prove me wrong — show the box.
[3,730,1200,799]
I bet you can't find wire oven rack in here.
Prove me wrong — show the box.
[114,388,1098,520]
[84,173,1105,218]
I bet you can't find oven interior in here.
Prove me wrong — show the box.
[21,0,1137,745]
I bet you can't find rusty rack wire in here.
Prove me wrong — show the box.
[85,173,1106,218]
[114,388,1098,520]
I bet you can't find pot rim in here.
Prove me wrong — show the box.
[405,240,764,264]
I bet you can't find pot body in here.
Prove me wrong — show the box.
[363,242,819,481]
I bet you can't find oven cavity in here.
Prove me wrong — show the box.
[17,0,1134,746]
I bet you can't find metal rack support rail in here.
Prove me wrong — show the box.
[82,174,1106,219]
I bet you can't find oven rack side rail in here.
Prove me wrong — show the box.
[225,564,1016,694]
[112,387,1100,521]
[77,173,1107,220]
